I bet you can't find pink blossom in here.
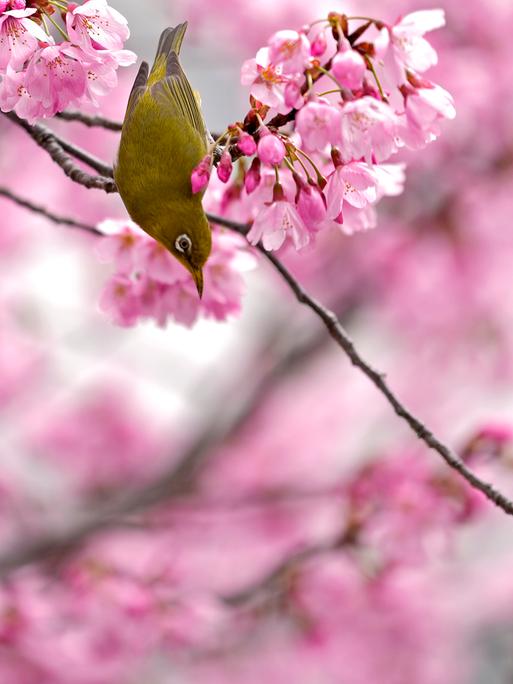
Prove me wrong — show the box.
[241,47,290,114]
[65,45,135,106]
[23,43,87,119]
[191,154,212,194]
[97,223,254,328]
[373,162,407,200]
[31,387,166,492]
[247,183,310,251]
[217,149,233,183]
[66,0,130,55]
[257,133,286,165]
[0,66,34,120]
[202,232,256,321]
[295,178,327,232]
[284,80,303,109]
[244,157,261,194]
[341,202,377,234]
[389,9,446,83]
[341,96,399,163]
[325,161,378,222]
[402,83,456,148]
[331,48,366,91]
[296,99,342,151]
[99,274,141,327]
[0,8,48,70]
[135,238,185,285]
[237,133,257,156]
[310,30,327,58]
[95,220,143,273]
[267,29,310,74]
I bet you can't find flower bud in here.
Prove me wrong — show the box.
[244,157,261,194]
[217,149,233,183]
[285,81,303,109]
[191,155,212,194]
[310,31,327,57]
[237,133,257,156]
[331,50,366,90]
[257,134,286,166]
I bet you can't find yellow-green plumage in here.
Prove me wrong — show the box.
[114,23,211,297]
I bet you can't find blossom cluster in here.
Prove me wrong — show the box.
[0,0,135,123]
[195,9,455,252]
[96,219,255,328]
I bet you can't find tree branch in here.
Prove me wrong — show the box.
[56,110,123,131]
[4,124,513,518]
[0,186,103,235]
[4,112,117,190]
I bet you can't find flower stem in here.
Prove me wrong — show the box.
[365,57,388,102]
[42,10,69,41]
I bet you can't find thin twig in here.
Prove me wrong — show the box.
[4,127,513,518]
[57,110,123,131]
[0,187,103,235]
[4,112,117,191]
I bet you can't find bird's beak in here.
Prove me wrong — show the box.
[192,268,204,299]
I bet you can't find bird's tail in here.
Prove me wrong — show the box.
[148,23,188,85]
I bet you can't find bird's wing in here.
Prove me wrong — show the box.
[125,60,150,120]
[150,52,208,143]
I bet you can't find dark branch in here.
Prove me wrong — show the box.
[0,187,103,235]
[56,110,123,131]
[4,112,116,190]
[6,124,513,518]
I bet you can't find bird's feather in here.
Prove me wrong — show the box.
[125,60,149,120]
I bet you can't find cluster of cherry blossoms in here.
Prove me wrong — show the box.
[0,0,135,123]
[195,9,456,252]
[96,219,255,327]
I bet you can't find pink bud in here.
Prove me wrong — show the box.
[310,31,327,57]
[285,81,303,109]
[237,133,257,156]
[9,0,26,8]
[217,149,233,183]
[257,134,286,166]
[191,155,211,194]
[331,50,366,90]
[244,158,261,194]
[296,180,327,231]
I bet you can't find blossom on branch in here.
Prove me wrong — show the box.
[0,0,134,122]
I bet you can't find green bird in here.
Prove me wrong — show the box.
[114,23,211,297]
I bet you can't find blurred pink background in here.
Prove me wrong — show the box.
[0,0,513,682]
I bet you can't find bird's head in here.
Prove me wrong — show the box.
[163,214,212,298]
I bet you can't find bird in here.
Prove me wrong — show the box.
[114,23,211,298]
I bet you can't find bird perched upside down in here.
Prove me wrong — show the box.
[114,23,211,297]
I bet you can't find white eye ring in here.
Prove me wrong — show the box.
[175,234,192,254]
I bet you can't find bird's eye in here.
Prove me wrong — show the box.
[175,234,192,254]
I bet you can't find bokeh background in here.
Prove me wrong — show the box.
[0,0,513,682]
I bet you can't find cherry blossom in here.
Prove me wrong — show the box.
[247,182,311,251]
[0,8,48,70]
[340,97,400,163]
[241,47,292,114]
[267,29,311,75]
[0,1,134,122]
[296,99,342,151]
[66,0,130,54]
[257,133,287,165]
[387,9,446,84]
[97,221,255,328]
